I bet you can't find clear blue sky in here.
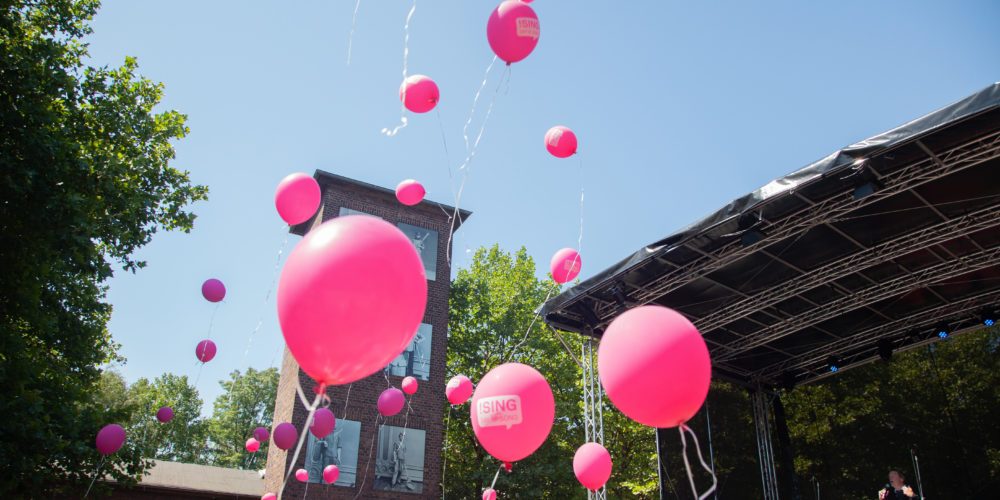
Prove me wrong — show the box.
[87,0,999,413]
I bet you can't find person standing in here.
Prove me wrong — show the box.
[879,470,919,499]
[392,432,408,489]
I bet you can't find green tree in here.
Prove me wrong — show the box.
[0,0,206,494]
[206,367,279,469]
[127,373,207,464]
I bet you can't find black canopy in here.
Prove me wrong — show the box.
[540,83,1000,388]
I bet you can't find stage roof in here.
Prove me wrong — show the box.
[540,83,1000,389]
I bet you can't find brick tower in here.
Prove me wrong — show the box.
[264,170,470,498]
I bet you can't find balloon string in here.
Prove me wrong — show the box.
[346,0,362,65]
[278,392,323,500]
[490,463,502,489]
[342,383,353,417]
[83,455,106,498]
[206,301,220,339]
[380,0,417,137]
[505,288,554,362]
[352,413,382,499]
[462,56,497,154]
[441,407,451,500]
[243,232,288,365]
[678,424,718,500]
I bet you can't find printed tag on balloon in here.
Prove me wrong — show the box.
[516,17,539,39]
[476,395,523,429]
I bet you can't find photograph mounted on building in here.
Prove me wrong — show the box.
[304,419,361,487]
[374,425,426,494]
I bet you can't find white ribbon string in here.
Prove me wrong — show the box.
[242,231,288,365]
[678,423,718,500]
[346,0,362,65]
[381,0,417,137]
[278,391,323,499]
[352,413,382,499]
[82,455,106,498]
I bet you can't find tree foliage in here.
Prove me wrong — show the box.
[127,373,207,464]
[0,0,206,494]
[206,367,279,469]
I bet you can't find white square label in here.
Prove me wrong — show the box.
[476,395,523,429]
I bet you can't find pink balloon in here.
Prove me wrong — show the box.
[195,339,217,363]
[262,494,277,500]
[446,375,474,405]
[598,306,711,428]
[399,75,439,114]
[395,179,426,206]
[545,125,577,158]
[202,278,226,303]
[273,422,298,450]
[295,468,308,482]
[550,248,582,284]
[471,363,554,463]
[156,406,173,423]
[401,376,419,395]
[274,172,322,225]
[310,407,336,439]
[277,216,428,386]
[323,464,340,484]
[574,442,613,490]
[96,423,126,455]
[483,488,498,500]
[253,426,269,442]
[245,437,260,453]
[487,1,540,64]
[378,387,406,417]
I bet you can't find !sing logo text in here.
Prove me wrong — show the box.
[476,395,523,429]
[516,18,540,40]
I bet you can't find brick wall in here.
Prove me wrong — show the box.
[264,173,464,499]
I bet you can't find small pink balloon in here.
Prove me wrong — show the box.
[156,406,174,423]
[262,494,277,500]
[550,248,582,284]
[395,179,426,206]
[295,468,308,482]
[487,1,540,64]
[195,339,217,363]
[245,437,260,453]
[323,464,340,484]
[96,423,126,455]
[274,172,322,225]
[378,387,406,417]
[483,488,498,500]
[310,408,336,439]
[202,278,226,303]
[471,363,555,463]
[273,422,298,450]
[574,442,613,490]
[598,306,711,428]
[277,216,427,386]
[399,75,439,114]
[253,426,269,442]
[401,376,419,395]
[545,125,577,158]
[446,375,474,405]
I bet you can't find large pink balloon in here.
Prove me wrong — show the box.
[277,216,428,386]
[245,437,260,453]
[446,375,474,405]
[574,442,613,490]
[399,75,439,114]
[295,468,308,482]
[253,426,269,442]
[274,172,322,225]
[598,306,711,428]
[401,376,419,395]
[487,1,540,64]
[471,363,554,462]
[310,408,336,438]
[96,424,126,455]
[202,278,226,303]
[195,339,217,363]
[550,248,582,284]
[273,422,298,450]
[323,464,340,484]
[378,387,406,417]
[156,406,174,423]
[483,488,498,500]
[545,126,577,158]
[395,179,426,206]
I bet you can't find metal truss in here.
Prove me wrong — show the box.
[755,287,1000,380]
[581,340,607,500]
[696,203,1000,334]
[591,129,1000,324]
[751,389,780,500]
[717,243,1000,359]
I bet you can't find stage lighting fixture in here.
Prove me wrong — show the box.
[935,323,950,339]
[982,310,996,327]
[734,212,766,247]
[877,338,893,361]
[826,356,841,373]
